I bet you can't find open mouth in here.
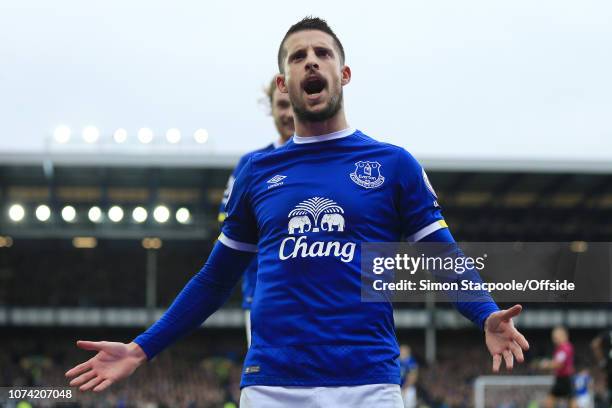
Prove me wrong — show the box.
[302,76,327,96]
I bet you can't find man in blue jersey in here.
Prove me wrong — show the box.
[66,17,529,407]
[399,345,418,408]
[573,366,593,408]
[218,76,294,346]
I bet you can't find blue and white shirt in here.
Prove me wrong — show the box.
[574,372,591,397]
[221,128,450,387]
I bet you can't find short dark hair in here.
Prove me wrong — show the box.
[277,17,345,73]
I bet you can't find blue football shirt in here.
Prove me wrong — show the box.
[219,141,280,310]
[400,356,418,386]
[220,128,447,387]
[574,372,590,396]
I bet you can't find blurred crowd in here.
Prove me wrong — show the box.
[1,328,610,408]
[0,329,242,408]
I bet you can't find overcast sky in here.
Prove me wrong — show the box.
[1,0,610,162]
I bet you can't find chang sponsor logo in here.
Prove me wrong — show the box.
[279,197,355,262]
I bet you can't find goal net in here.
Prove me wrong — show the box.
[474,375,553,408]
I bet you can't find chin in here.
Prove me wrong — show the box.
[307,107,327,116]
[303,100,324,111]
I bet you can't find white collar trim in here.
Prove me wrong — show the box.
[293,127,355,144]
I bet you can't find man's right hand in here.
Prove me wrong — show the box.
[65,341,147,392]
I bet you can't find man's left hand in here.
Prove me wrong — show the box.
[484,304,529,372]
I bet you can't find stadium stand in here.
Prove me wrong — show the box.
[1,152,611,407]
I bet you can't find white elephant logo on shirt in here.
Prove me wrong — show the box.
[287,197,346,234]
[288,215,312,234]
[320,213,345,232]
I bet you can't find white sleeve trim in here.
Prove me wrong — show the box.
[406,220,447,242]
[218,233,258,253]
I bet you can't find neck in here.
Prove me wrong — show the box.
[277,134,290,145]
[275,135,289,148]
[294,109,348,137]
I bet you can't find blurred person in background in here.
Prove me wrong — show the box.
[218,75,294,346]
[573,365,594,408]
[591,329,612,406]
[399,344,418,408]
[537,326,577,408]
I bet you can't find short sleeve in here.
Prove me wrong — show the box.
[219,157,258,252]
[396,149,447,242]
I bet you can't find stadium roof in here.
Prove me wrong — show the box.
[2,150,612,173]
[1,151,611,241]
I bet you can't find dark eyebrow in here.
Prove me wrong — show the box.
[314,46,333,55]
[288,48,306,62]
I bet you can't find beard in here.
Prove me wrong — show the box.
[291,88,343,123]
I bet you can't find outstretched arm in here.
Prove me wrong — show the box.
[420,228,529,372]
[132,241,254,358]
[65,241,255,392]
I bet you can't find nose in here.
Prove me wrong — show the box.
[282,111,293,122]
[305,61,319,71]
[305,50,319,71]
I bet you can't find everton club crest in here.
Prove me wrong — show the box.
[350,161,385,189]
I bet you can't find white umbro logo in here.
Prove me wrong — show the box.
[267,175,286,184]
[267,174,286,189]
